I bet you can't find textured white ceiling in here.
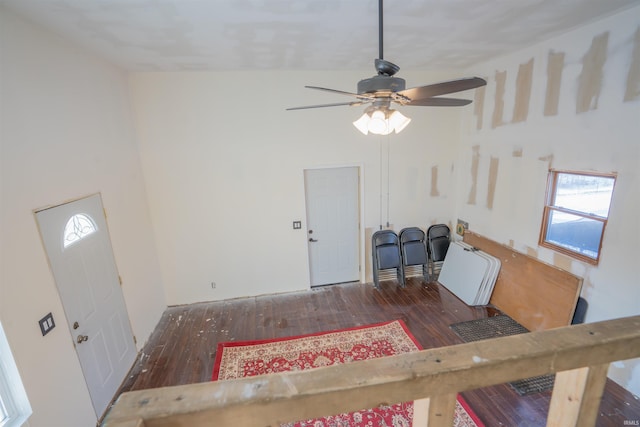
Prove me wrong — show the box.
[2,0,638,71]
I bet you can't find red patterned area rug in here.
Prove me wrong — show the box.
[212,320,484,427]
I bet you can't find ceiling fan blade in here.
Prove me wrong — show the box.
[405,97,473,107]
[286,100,369,111]
[305,86,373,100]
[398,77,486,101]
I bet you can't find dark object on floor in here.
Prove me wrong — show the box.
[450,314,528,340]
[572,297,588,324]
[509,374,556,396]
[450,315,555,395]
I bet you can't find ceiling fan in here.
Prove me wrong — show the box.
[287,0,487,135]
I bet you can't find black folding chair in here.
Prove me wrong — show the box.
[371,230,405,289]
[399,227,428,283]
[426,224,451,281]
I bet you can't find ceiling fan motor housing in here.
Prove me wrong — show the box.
[357,76,406,95]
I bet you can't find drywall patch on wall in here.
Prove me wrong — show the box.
[512,147,523,157]
[624,27,640,102]
[467,145,480,205]
[491,70,507,129]
[430,166,440,197]
[473,84,486,130]
[525,246,538,258]
[512,58,534,123]
[577,32,609,113]
[486,157,500,210]
[544,50,565,116]
[553,252,573,272]
[538,154,554,169]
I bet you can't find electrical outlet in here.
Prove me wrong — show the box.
[211,282,216,289]
[456,219,469,236]
[39,312,55,336]
[292,221,301,229]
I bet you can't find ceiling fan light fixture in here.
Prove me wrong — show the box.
[287,0,488,133]
[368,110,389,135]
[353,108,410,136]
[388,110,411,134]
[353,113,371,135]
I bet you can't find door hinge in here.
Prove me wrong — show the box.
[103,207,107,218]
[133,336,137,345]
[119,275,123,286]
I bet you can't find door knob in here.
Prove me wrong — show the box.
[309,238,318,242]
[76,335,89,344]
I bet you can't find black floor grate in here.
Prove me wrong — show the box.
[450,315,555,395]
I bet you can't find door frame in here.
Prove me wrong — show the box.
[33,192,136,418]
[303,164,366,286]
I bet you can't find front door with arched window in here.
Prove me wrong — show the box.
[35,193,136,419]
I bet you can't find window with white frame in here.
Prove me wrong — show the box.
[0,322,31,427]
[539,170,616,265]
[1,397,8,424]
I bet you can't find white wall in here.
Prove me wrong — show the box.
[128,8,640,394]
[455,6,640,394]
[0,8,166,426]
[2,6,637,424]
[129,69,464,305]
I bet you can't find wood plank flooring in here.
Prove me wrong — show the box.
[115,279,640,426]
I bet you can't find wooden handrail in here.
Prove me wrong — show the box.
[102,315,640,427]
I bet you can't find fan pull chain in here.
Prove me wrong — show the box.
[386,136,390,228]
[379,139,383,230]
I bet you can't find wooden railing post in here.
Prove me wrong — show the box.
[412,393,457,427]
[412,398,429,426]
[430,393,457,427]
[547,363,610,426]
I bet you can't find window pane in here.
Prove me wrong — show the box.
[553,173,614,217]
[545,210,604,259]
[0,380,10,424]
[63,213,97,248]
[0,321,32,427]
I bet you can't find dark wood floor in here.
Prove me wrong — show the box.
[116,279,640,426]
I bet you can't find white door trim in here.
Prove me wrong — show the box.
[303,163,366,285]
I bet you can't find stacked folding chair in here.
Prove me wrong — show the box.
[398,227,429,282]
[426,224,451,281]
[373,226,446,289]
[371,230,405,289]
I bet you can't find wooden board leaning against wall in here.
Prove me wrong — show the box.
[462,231,582,331]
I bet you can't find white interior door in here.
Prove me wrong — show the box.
[35,194,136,418]
[305,167,360,286]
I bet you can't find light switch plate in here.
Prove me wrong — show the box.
[39,312,55,336]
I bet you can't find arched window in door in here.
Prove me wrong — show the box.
[63,213,97,248]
